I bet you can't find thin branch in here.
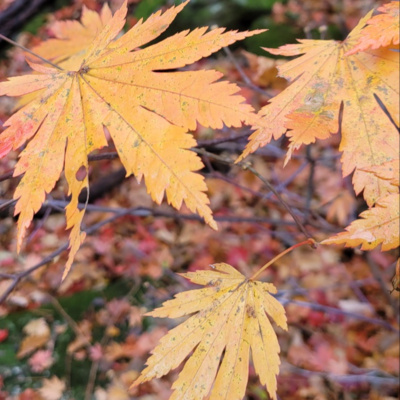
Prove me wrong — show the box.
[263,161,309,200]
[0,204,298,303]
[0,210,130,304]
[0,170,14,183]
[197,131,251,147]
[0,242,68,304]
[49,296,92,347]
[366,253,399,320]
[223,46,274,98]
[43,199,298,226]
[245,163,315,243]
[0,198,17,212]
[305,145,316,212]
[283,362,400,387]
[194,149,315,242]
[284,299,398,332]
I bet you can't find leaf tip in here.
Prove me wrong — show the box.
[209,219,218,231]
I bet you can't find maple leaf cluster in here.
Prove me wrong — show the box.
[0,2,399,400]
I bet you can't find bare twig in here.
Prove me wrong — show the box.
[223,46,274,98]
[366,253,399,320]
[245,163,315,243]
[0,203,299,303]
[283,362,400,387]
[50,296,92,347]
[0,210,131,304]
[305,145,316,212]
[0,0,50,39]
[0,198,17,212]
[283,299,398,332]
[0,170,14,183]
[264,161,309,200]
[195,148,316,243]
[0,243,68,304]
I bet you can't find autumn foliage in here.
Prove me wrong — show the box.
[0,1,398,399]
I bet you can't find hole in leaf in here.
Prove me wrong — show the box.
[78,187,88,204]
[76,166,87,182]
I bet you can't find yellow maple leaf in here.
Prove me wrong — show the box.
[238,11,399,207]
[132,263,287,400]
[346,1,400,55]
[16,3,113,109]
[322,193,399,251]
[0,1,262,277]
[323,159,399,251]
[362,158,400,187]
[32,3,113,65]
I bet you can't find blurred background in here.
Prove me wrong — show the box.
[0,1,398,399]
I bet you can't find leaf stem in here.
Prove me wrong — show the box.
[0,33,63,71]
[250,238,316,280]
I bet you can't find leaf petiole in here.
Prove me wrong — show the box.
[0,33,63,71]
[250,238,317,280]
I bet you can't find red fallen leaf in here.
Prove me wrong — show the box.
[0,329,8,342]
[18,388,41,400]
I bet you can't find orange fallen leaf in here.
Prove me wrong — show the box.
[17,318,51,358]
[132,263,287,400]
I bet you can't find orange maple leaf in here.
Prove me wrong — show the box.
[238,11,399,207]
[132,263,287,400]
[0,1,262,277]
[346,1,400,55]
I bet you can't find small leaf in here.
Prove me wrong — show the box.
[132,263,287,400]
[39,376,66,400]
[17,318,51,358]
